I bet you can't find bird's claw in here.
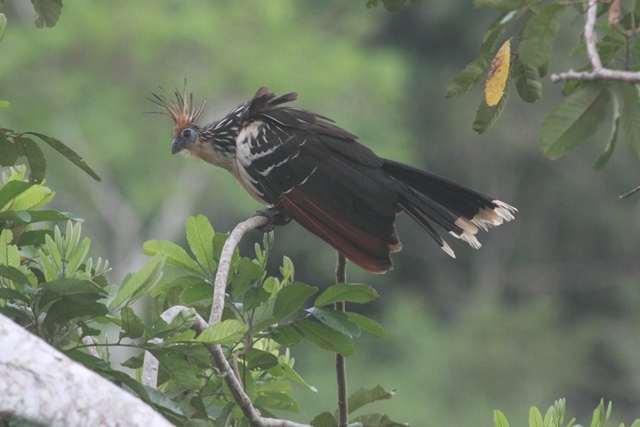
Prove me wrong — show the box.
[253,208,291,233]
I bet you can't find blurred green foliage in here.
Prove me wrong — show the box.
[2,1,640,426]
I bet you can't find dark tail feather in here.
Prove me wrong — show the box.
[382,159,516,257]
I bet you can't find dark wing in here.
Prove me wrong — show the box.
[234,88,402,273]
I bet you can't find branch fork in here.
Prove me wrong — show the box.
[550,0,640,83]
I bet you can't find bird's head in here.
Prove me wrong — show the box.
[151,84,206,155]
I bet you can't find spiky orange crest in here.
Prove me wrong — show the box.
[151,83,206,136]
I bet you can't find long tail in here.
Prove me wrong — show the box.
[382,159,516,258]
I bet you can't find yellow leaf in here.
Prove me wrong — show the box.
[485,39,511,107]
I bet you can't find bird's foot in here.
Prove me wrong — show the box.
[252,208,291,233]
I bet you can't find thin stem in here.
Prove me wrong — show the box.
[335,252,348,427]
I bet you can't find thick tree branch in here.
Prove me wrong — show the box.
[550,0,640,83]
[0,314,173,427]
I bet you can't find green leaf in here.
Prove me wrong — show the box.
[473,0,524,11]
[0,180,33,210]
[513,55,542,103]
[196,319,248,344]
[15,137,46,183]
[595,90,620,169]
[348,385,395,414]
[0,265,30,286]
[0,229,19,267]
[254,393,299,413]
[178,279,213,306]
[473,75,511,134]
[279,362,317,392]
[480,11,520,55]
[26,210,81,224]
[519,4,565,68]
[494,410,510,427]
[314,283,378,307]
[120,306,146,340]
[65,237,90,277]
[529,407,544,427]
[541,83,610,159]
[121,355,144,369]
[245,348,279,371]
[148,348,199,390]
[231,257,265,298]
[186,215,216,274]
[0,135,18,166]
[143,240,201,275]
[619,83,640,158]
[0,287,30,302]
[7,182,53,211]
[351,413,407,426]
[310,412,338,427]
[293,320,355,356]
[269,324,304,346]
[263,276,282,298]
[590,400,606,427]
[44,299,108,327]
[345,312,386,338]
[538,62,548,78]
[0,210,31,223]
[31,0,63,28]
[111,254,165,308]
[24,131,100,181]
[243,286,270,310]
[445,54,492,98]
[42,278,103,301]
[273,282,318,320]
[306,307,361,338]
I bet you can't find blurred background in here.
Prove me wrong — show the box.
[2,1,640,425]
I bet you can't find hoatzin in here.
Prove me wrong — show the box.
[153,86,516,273]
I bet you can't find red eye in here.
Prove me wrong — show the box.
[182,129,192,138]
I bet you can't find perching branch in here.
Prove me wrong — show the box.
[550,0,640,83]
[142,214,310,427]
[209,214,268,325]
[0,314,174,427]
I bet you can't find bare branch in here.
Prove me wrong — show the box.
[0,314,173,427]
[585,0,602,71]
[209,215,268,325]
[550,0,640,83]
[550,68,640,83]
[142,305,192,387]
[619,184,640,199]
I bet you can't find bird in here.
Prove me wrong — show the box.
[152,85,516,273]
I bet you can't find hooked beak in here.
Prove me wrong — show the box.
[171,138,185,155]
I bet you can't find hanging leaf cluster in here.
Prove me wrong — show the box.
[447,0,640,167]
